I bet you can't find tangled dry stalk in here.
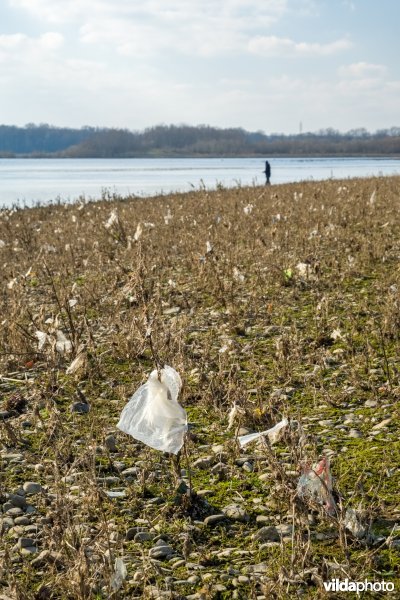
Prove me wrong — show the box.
[0,176,399,599]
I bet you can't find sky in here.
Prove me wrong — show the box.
[0,0,399,134]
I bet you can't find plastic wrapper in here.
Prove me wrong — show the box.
[117,366,187,454]
[297,457,336,514]
[238,417,288,448]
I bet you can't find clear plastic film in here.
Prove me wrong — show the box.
[238,417,288,448]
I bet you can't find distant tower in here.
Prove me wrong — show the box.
[299,121,303,135]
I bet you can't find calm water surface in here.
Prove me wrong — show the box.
[0,157,399,208]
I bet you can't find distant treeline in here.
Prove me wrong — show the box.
[1,123,400,157]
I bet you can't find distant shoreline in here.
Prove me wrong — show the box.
[1,153,400,159]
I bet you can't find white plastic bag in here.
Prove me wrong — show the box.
[117,366,187,454]
[238,417,288,448]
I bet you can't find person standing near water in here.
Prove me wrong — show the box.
[264,160,271,184]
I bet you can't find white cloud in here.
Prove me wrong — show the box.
[338,61,387,78]
[0,31,63,65]
[39,32,64,49]
[248,35,352,57]
[10,0,288,56]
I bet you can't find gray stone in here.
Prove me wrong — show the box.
[348,429,363,438]
[149,540,174,559]
[196,489,215,497]
[193,456,214,469]
[242,461,254,472]
[23,525,39,535]
[222,504,250,522]
[211,444,224,454]
[171,559,186,569]
[211,462,228,475]
[18,537,36,549]
[204,514,226,527]
[8,494,27,509]
[6,507,23,517]
[126,527,147,541]
[256,515,271,524]
[23,482,43,495]
[248,563,268,574]
[31,550,62,568]
[105,434,118,452]
[70,401,90,414]
[121,466,139,478]
[1,517,14,532]
[134,531,154,542]
[276,523,293,537]
[237,427,254,436]
[96,476,120,485]
[365,399,378,408]
[253,526,280,542]
[13,516,30,526]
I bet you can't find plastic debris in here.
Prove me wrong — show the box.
[35,330,48,350]
[344,507,366,539]
[66,348,86,375]
[238,417,288,448]
[105,490,126,499]
[133,222,143,241]
[297,457,336,514]
[105,210,118,229]
[117,365,187,454]
[55,330,72,354]
[111,557,127,592]
[227,402,245,430]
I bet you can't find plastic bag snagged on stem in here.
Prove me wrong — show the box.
[297,456,337,515]
[117,365,187,455]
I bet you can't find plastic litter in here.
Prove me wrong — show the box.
[117,365,187,455]
[111,557,127,592]
[297,456,336,514]
[238,417,288,448]
[344,507,366,539]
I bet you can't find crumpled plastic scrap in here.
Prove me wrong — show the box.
[238,417,289,448]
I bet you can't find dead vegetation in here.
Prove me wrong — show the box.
[0,176,400,599]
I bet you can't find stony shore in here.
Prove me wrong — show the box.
[0,177,399,598]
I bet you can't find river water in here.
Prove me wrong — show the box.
[0,156,399,208]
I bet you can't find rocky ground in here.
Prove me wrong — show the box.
[0,177,400,599]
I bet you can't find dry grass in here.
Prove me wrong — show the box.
[0,176,399,599]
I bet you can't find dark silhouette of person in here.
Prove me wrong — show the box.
[264,160,271,184]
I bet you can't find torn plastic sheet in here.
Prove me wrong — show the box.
[111,557,127,592]
[297,457,337,514]
[117,366,187,455]
[238,417,288,448]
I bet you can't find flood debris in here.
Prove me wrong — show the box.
[117,365,187,454]
[297,457,337,515]
[238,417,288,448]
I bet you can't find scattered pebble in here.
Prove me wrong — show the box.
[252,526,280,542]
[204,514,226,527]
[222,504,250,522]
